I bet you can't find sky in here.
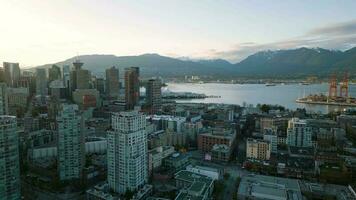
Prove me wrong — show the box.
[1,0,356,67]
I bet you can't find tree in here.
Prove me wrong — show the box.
[223,172,230,180]
[124,189,135,200]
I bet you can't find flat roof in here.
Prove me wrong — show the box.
[175,170,213,185]
[238,174,302,200]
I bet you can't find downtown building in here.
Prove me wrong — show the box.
[146,79,162,114]
[70,60,91,92]
[36,68,48,96]
[286,118,313,147]
[3,62,20,87]
[107,110,148,194]
[124,67,140,110]
[0,116,21,200]
[57,104,85,181]
[105,66,120,98]
[0,82,9,115]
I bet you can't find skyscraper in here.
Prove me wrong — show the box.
[70,60,90,91]
[3,62,20,87]
[94,77,105,95]
[0,82,8,115]
[146,79,162,114]
[36,68,48,96]
[124,67,140,110]
[286,118,312,147]
[107,111,148,194]
[0,116,20,200]
[105,66,120,98]
[0,67,5,83]
[62,65,70,88]
[57,104,85,181]
[48,64,61,82]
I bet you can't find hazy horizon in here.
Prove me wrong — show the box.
[1,0,356,67]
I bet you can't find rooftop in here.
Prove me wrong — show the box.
[175,170,213,186]
[238,174,302,200]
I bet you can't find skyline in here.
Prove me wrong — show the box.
[1,0,356,67]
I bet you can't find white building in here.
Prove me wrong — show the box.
[107,111,148,194]
[287,118,312,147]
[149,115,186,133]
[0,116,20,200]
[57,104,85,181]
[186,165,221,180]
[263,129,278,153]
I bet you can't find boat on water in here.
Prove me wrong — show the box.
[265,83,277,86]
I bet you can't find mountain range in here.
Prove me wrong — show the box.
[37,47,356,78]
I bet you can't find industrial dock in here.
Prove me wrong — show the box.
[296,72,356,107]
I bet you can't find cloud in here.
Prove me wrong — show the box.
[307,19,356,37]
[206,19,356,63]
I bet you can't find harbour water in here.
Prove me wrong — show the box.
[164,83,356,114]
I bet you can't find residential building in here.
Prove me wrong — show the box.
[246,138,271,160]
[7,87,29,115]
[106,66,120,98]
[197,128,236,153]
[124,67,140,110]
[149,115,186,133]
[146,79,162,114]
[263,128,278,153]
[107,111,147,194]
[57,104,85,181]
[0,116,21,200]
[260,116,289,132]
[286,118,312,147]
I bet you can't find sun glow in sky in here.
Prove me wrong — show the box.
[1,0,356,67]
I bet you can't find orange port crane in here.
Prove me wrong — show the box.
[339,71,349,97]
[329,73,337,98]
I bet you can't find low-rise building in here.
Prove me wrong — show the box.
[164,152,190,172]
[238,174,303,200]
[246,138,271,161]
[186,165,221,180]
[211,144,230,162]
[174,170,214,200]
[72,89,100,108]
[197,128,236,153]
[148,115,186,133]
[86,183,115,200]
[148,146,174,175]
